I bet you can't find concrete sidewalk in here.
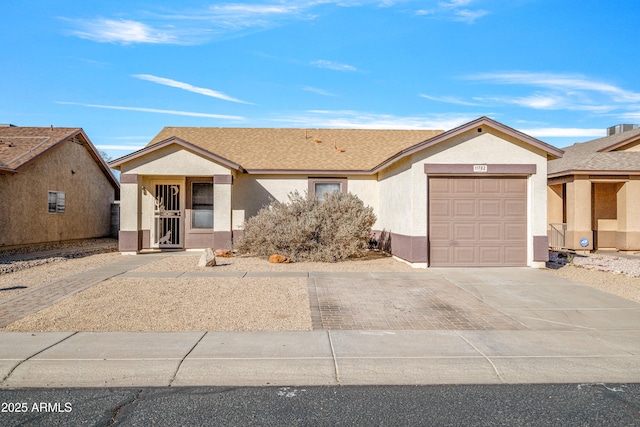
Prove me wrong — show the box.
[2,329,640,388]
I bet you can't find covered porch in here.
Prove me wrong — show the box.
[547,175,640,252]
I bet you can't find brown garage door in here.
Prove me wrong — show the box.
[429,177,527,267]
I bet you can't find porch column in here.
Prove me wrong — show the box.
[118,173,142,253]
[617,176,640,251]
[565,175,593,250]
[213,175,233,249]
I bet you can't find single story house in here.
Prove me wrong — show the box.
[0,125,120,248]
[548,124,640,252]
[109,117,563,267]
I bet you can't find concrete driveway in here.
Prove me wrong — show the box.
[309,267,640,331]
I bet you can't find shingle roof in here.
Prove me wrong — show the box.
[0,126,120,190]
[548,127,640,176]
[110,117,563,173]
[0,127,82,170]
[144,127,445,171]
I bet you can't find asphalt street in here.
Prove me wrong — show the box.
[1,384,639,426]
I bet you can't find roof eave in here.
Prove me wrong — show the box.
[109,137,243,172]
[597,134,640,152]
[243,168,372,175]
[548,169,640,179]
[370,116,563,173]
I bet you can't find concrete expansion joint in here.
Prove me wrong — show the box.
[169,331,208,387]
[0,331,78,386]
[327,330,341,384]
[454,331,506,384]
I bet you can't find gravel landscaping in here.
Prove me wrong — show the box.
[2,277,311,332]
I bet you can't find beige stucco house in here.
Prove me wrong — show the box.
[548,124,640,252]
[110,117,562,267]
[0,125,120,248]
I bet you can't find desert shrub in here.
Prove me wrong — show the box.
[235,191,376,262]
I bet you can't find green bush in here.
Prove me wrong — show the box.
[235,191,376,262]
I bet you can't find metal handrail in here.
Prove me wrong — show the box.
[549,223,567,249]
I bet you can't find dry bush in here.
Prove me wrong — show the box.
[235,191,376,262]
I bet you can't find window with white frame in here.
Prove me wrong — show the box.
[48,191,65,213]
[191,182,214,228]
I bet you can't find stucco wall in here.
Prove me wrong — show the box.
[231,174,380,230]
[120,144,230,176]
[377,128,549,266]
[0,139,115,247]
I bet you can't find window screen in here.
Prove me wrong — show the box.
[48,191,65,213]
[192,183,213,228]
[314,182,341,201]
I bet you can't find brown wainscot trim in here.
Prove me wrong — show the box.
[232,230,244,243]
[213,231,233,249]
[389,233,428,263]
[142,230,151,249]
[533,235,549,262]
[424,164,537,175]
[120,173,138,184]
[185,232,214,249]
[213,175,233,185]
[119,230,142,252]
[308,177,348,197]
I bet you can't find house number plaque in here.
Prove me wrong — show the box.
[473,165,488,173]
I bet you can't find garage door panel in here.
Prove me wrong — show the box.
[504,199,527,216]
[504,246,527,264]
[504,179,527,193]
[504,223,526,240]
[452,179,476,194]
[478,199,501,217]
[430,222,451,240]
[452,246,476,264]
[478,246,502,264]
[430,178,451,194]
[430,200,451,216]
[429,177,527,267]
[453,200,476,217]
[429,245,452,264]
[477,179,501,193]
[453,223,476,240]
[479,223,501,240]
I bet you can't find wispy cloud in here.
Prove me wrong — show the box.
[311,60,358,72]
[65,18,184,45]
[416,0,489,24]
[64,1,431,45]
[519,127,605,138]
[133,74,253,104]
[467,72,640,103]
[420,94,482,106]
[96,144,147,151]
[426,71,640,113]
[57,101,245,120]
[270,109,476,129]
[302,86,339,97]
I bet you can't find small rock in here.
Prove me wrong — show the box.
[269,254,291,263]
[198,248,217,267]
[214,249,233,258]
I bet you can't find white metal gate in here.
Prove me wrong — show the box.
[153,184,182,248]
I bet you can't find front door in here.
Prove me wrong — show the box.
[153,183,183,248]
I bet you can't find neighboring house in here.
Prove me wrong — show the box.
[0,125,120,248]
[109,117,562,268]
[548,124,640,252]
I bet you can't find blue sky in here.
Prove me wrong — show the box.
[2,0,640,161]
